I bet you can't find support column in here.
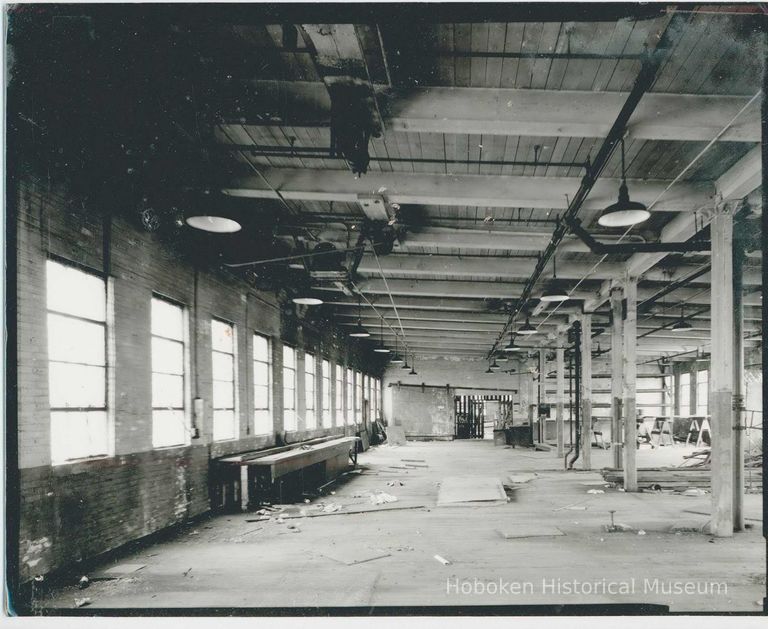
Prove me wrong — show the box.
[556,335,565,458]
[711,206,735,537]
[622,277,638,491]
[732,220,746,531]
[610,286,624,469]
[538,349,546,442]
[580,314,592,471]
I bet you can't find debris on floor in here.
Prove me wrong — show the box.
[506,473,538,484]
[322,548,391,565]
[74,597,91,608]
[682,488,708,497]
[586,489,605,494]
[436,476,507,506]
[637,530,647,536]
[78,576,90,589]
[321,503,342,513]
[433,554,451,565]
[497,525,564,539]
[370,491,398,505]
[91,563,146,580]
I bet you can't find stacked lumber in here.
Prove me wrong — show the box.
[600,466,762,490]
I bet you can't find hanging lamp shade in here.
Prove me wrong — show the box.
[292,296,323,306]
[373,318,390,352]
[597,138,650,228]
[390,353,404,364]
[671,318,692,332]
[401,357,410,369]
[671,306,692,332]
[495,352,509,363]
[490,358,500,371]
[348,321,371,337]
[540,253,570,302]
[485,366,494,374]
[186,215,242,233]
[518,317,537,335]
[348,296,370,337]
[503,336,522,352]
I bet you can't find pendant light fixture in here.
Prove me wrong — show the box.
[671,305,692,332]
[518,316,537,335]
[495,352,508,363]
[348,296,371,338]
[503,334,523,352]
[390,336,404,364]
[485,361,494,374]
[186,215,242,233]
[540,253,569,302]
[598,137,650,228]
[373,318,390,353]
[409,354,418,375]
[292,296,323,306]
[401,354,410,370]
[490,357,501,371]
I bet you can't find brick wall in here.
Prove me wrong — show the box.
[14,172,384,581]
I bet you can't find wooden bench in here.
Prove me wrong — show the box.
[217,436,360,509]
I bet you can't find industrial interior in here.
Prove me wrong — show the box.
[5,3,766,614]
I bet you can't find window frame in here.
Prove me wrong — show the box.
[283,344,297,431]
[335,364,344,425]
[46,257,112,464]
[253,332,272,435]
[211,317,238,441]
[304,351,316,429]
[345,368,354,426]
[679,371,691,417]
[321,359,331,428]
[150,294,190,448]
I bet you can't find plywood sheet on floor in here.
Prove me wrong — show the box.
[496,525,565,539]
[436,476,506,506]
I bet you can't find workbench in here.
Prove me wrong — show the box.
[216,436,360,510]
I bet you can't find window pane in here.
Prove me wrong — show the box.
[51,410,108,463]
[211,319,234,353]
[283,367,295,390]
[46,260,105,321]
[47,314,105,365]
[254,409,272,435]
[253,361,269,386]
[253,334,269,362]
[152,337,184,375]
[254,384,270,410]
[283,345,295,369]
[213,409,237,441]
[49,362,106,408]
[284,408,296,431]
[152,373,184,408]
[213,380,235,410]
[212,351,234,382]
[152,298,184,340]
[284,385,295,410]
[152,409,186,447]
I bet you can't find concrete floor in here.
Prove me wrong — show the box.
[38,440,764,612]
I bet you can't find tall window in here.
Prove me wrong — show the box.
[283,345,297,430]
[679,372,691,416]
[47,259,109,463]
[662,375,674,416]
[356,371,363,424]
[151,296,187,447]
[212,319,237,440]
[305,352,316,429]
[376,379,382,422]
[346,368,353,425]
[696,369,709,415]
[335,364,343,425]
[322,359,331,428]
[253,333,272,434]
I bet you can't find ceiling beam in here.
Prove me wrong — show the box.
[357,252,756,283]
[236,82,760,142]
[320,278,596,300]
[223,169,713,212]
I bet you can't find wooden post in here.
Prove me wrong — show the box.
[580,313,592,471]
[610,285,624,469]
[556,335,565,458]
[538,349,546,442]
[710,205,734,537]
[623,277,638,491]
